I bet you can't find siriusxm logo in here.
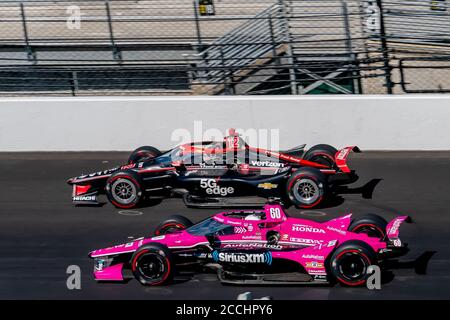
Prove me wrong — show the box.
[212,251,272,265]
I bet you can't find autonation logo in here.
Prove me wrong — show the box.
[212,251,272,265]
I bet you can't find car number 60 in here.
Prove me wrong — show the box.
[269,207,281,219]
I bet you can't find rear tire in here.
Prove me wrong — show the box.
[131,243,174,286]
[154,215,193,236]
[349,214,388,239]
[286,167,327,208]
[106,170,143,209]
[329,240,377,287]
[303,144,337,167]
[128,146,161,164]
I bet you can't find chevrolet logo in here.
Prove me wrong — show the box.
[257,183,278,190]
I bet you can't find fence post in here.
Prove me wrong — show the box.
[182,53,195,86]
[341,0,360,94]
[70,71,79,96]
[19,2,36,64]
[219,47,233,94]
[193,0,204,51]
[376,0,393,94]
[341,0,353,54]
[268,15,280,66]
[278,0,298,94]
[105,0,122,62]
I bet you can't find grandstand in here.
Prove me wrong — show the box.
[0,0,448,95]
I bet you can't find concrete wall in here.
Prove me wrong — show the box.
[0,95,449,151]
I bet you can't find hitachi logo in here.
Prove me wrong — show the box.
[73,195,96,201]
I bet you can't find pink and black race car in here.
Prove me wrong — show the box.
[89,201,410,286]
[69,129,360,209]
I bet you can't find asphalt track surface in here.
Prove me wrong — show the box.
[1,151,449,300]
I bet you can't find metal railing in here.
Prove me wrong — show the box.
[0,0,448,95]
[185,3,291,94]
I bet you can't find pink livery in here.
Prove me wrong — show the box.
[89,202,410,287]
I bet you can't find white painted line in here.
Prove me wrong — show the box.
[299,210,327,217]
[117,210,144,216]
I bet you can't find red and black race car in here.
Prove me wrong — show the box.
[67,130,360,209]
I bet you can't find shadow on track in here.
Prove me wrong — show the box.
[384,251,436,275]
[381,251,436,284]
[311,178,383,210]
[335,178,383,199]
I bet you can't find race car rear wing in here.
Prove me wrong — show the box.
[384,215,411,250]
[386,216,411,240]
[334,146,361,173]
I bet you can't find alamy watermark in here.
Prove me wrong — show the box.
[66,265,81,290]
[366,265,381,290]
[169,122,281,169]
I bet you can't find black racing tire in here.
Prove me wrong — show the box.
[105,170,143,209]
[303,144,338,168]
[329,240,377,287]
[154,215,193,236]
[286,167,327,208]
[128,146,161,164]
[131,243,174,286]
[348,214,388,239]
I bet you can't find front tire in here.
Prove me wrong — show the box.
[106,170,143,209]
[131,243,174,286]
[286,168,327,208]
[329,240,377,287]
[154,215,193,236]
